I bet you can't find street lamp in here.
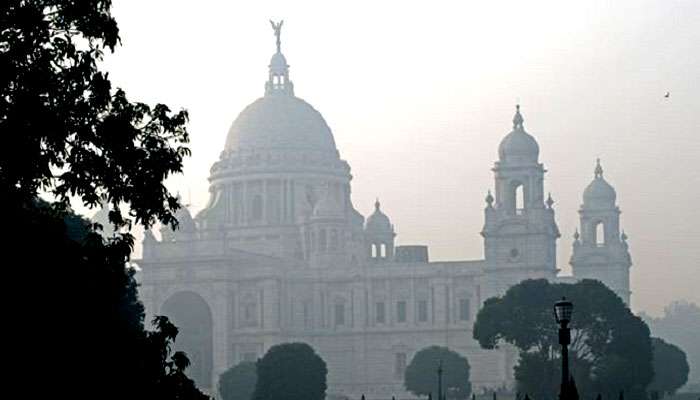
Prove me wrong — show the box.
[554,297,574,400]
[437,360,443,400]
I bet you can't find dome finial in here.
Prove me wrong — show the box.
[375,198,381,211]
[265,20,293,96]
[513,104,524,130]
[594,158,604,179]
[270,20,284,53]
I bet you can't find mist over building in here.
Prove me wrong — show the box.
[133,26,632,396]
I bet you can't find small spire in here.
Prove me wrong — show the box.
[546,192,555,209]
[513,104,524,130]
[573,228,580,241]
[374,198,381,211]
[594,158,604,179]
[485,190,494,208]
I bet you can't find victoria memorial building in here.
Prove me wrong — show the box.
[121,25,633,398]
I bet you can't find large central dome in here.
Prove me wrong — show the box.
[225,95,337,152]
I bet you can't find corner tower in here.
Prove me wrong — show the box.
[482,105,560,299]
[570,159,631,304]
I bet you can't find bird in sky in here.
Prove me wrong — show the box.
[664,91,670,98]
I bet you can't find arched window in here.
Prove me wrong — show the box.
[515,183,525,212]
[380,243,387,258]
[371,243,377,258]
[595,222,605,246]
[251,195,263,221]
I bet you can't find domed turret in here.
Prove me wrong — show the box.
[498,105,540,164]
[583,159,616,208]
[366,199,393,233]
[365,199,395,261]
[572,159,630,305]
[160,197,197,241]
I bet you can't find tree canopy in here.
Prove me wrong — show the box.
[473,279,652,400]
[253,343,327,400]
[649,337,689,396]
[219,361,258,400]
[2,1,203,398]
[404,346,472,399]
[643,301,700,391]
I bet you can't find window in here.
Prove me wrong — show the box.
[459,298,470,321]
[397,301,407,323]
[371,244,377,258]
[319,229,327,252]
[595,222,605,246]
[330,229,338,251]
[243,301,258,326]
[376,302,386,324]
[251,195,263,221]
[303,301,313,329]
[515,184,524,211]
[334,303,345,326]
[380,243,386,258]
[395,353,407,379]
[417,300,428,322]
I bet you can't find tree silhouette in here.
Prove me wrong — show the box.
[649,337,689,396]
[473,279,652,400]
[219,361,257,400]
[2,1,203,399]
[404,346,472,399]
[253,343,327,400]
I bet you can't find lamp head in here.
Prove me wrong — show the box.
[554,297,573,325]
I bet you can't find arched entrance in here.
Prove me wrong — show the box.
[161,291,213,390]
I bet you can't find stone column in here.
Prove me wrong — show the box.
[210,281,230,390]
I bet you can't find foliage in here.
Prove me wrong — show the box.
[643,302,700,389]
[253,343,327,400]
[2,1,202,399]
[473,279,652,400]
[219,361,257,400]
[404,346,472,399]
[649,338,689,396]
[1,0,189,228]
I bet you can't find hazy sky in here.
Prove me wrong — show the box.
[94,0,700,316]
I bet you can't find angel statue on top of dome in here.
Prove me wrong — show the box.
[270,20,283,53]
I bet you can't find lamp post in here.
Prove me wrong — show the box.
[554,297,574,400]
[437,360,443,400]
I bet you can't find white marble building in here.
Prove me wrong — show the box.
[132,26,632,397]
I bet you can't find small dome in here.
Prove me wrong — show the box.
[160,202,196,241]
[365,199,393,233]
[224,95,337,153]
[498,105,540,164]
[269,52,288,73]
[583,159,616,207]
[175,206,197,232]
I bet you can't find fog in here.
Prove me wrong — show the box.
[95,0,700,316]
